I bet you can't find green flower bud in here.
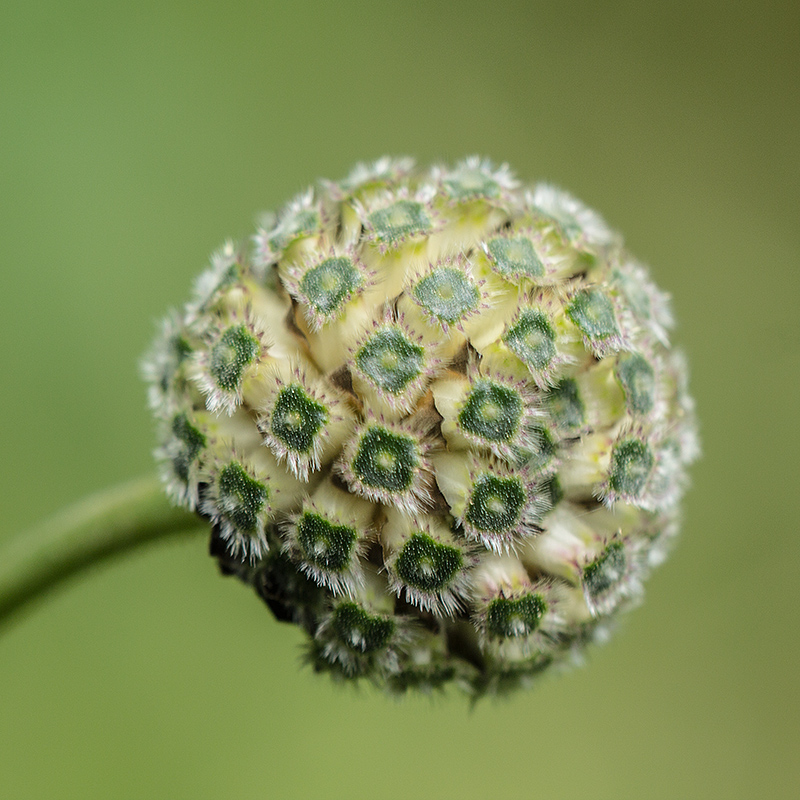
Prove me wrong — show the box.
[145,157,698,697]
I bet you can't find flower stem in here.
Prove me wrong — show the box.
[0,475,205,628]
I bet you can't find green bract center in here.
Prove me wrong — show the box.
[296,512,356,571]
[465,474,526,533]
[171,413,206,482]
[333,603,395,654]
[486,236,544,280]
[612,268,652,323]
[523,426,556,474]
[395,532,463,592]
[567,289,619,340]
[504,310,557,371]
[355,327,424,395]
[218,463,268,532]
[352,427,418,492]
[368,200,430,245]
[583,542,627,598]
[412,267,480,325]
[201,263,241,309]
[271,384,328,454]
[300,256,362,317]
[545,378,585,431]
[269,208,319,251]
[609,439,654,496]
[209,325,259,391]
[486,593,547,638]
[444,169,500,200]
[615,353,656,415]
[459,380,523,443]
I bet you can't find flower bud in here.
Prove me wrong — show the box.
[145,157,698,696]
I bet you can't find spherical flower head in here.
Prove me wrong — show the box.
[144,156,698,698]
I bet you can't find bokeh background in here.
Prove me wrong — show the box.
[1,1,798,798]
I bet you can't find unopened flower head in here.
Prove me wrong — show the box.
[144,157,698,697]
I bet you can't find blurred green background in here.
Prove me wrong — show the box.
[1,1,797,797]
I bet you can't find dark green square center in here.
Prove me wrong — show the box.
[566,289,619,340]
[583,541,626,597]
[412,267,479,324]
[458,380,522,443]
[395,532,463,591]
[352,427,418,492]
[171,413,206,482]
[271,383,328,454]
[297,512,356,571]
[544,378,585,430]
[486,236,544,279]
[615,353,656,415]
[465,474,526,533]
[504,309,556,371]
[609,438,654,496]
[444,169,500,200]
[355,327,424,395]
[367,200,430,245]
[209,324,259,391]
[300,256,361,316]
[218,462,268,532]
[333,602,395,654]
[486,593,547,638]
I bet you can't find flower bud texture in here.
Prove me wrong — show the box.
[145,157,698,696]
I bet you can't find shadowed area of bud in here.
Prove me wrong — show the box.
[144,157,698,697]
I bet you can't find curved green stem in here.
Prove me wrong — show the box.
[0,475,206,628]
